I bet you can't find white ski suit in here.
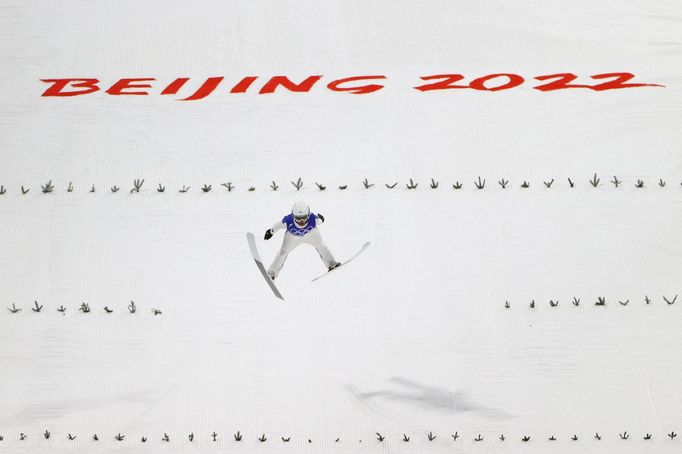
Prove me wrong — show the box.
[267,213,337,278]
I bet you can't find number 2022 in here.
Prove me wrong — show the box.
[414,73,664,92]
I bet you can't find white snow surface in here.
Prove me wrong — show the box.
[1,1,682,453]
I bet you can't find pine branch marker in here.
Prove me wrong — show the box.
[131,178,144,193]
[41,180,55,193]
[291,177,303,191]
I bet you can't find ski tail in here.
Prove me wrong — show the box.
[312,241,370,282]
[246,232,284,300]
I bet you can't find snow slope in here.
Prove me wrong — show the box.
[1,1,682,453]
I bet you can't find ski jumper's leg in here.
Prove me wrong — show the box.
[306,228,337,267]
[268,232,301,278]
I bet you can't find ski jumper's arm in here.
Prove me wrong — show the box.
[264,216,287,240]
[270,218,287,233]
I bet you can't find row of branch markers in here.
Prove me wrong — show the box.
[0,175,678,195]
[0,430,679,443]
[39,72,664,100]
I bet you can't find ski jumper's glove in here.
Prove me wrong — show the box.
[317,214,325,223]
[264,229,274,240]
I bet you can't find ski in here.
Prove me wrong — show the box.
[312,241,371,282]
[246,232,284,300]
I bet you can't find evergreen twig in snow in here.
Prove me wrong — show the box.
[131,179,144,193]
[291,177,303,191]
[41,180,55,193]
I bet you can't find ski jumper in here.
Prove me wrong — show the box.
[268,213,337,278]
